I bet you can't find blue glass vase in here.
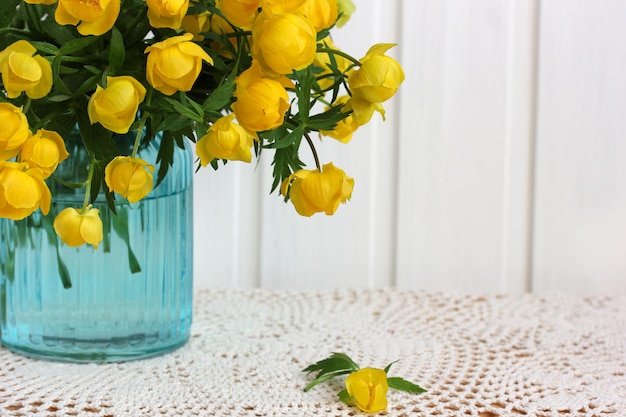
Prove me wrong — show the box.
[0,133,193,362]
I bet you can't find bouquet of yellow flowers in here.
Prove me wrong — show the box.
[0,0,404,249]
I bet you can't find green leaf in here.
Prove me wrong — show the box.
[155,131,175,187]
[337,389,355,406]
[59,36,99,55]
[30,41,59,55]
[163,97,203,122]
[0,0,20,28]
[203,71,236,114]
[111,207,142,274]
[384,360,399,374]
[265,125,304,150]
[387,377,427,394]
[108,26,125,71]
[306,105,350,132]
[302,352,360,390]
[294,67,313,124]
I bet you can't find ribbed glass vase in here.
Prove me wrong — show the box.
[0,133,193,362]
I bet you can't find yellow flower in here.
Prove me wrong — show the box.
[216,0,260,30]
[252,12,317,75]
[335,0,355,28]
[145,33,214,96]
[87,76,146,134]
[24,0,57,4]
[298,0,338,32]
[345,368,389,413]
[349,97,385,126]
[104,156,155,203]
[0,40,52,99]
[231,60,293,132]
[18,129,70,179]
[196,114,256,165]
[260,0,306,16]
[55,0,120,36]
[0,161,51,220]
[348,43,405,103]
[0,103,30,161]
[319,96,359,143]
[181,11,212,40]
[53,206,103,249]
[146,0,189,30]
[280,162,354,216]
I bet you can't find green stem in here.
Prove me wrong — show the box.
[82,155,97,212]
[304,131,321,172]
[316,47,362,67]
[131,115,148,158]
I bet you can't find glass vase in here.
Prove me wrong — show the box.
[0,133,193,362]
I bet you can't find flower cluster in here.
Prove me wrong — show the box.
[0,0,404,249]
[303,352,426,413]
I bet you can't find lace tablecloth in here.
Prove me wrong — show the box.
[1,289,625,417]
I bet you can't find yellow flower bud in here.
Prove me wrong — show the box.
[217,0,260,30]
[196,114,256,165]
[319,96,359,144]
[335,0,355,28]
[18,129,70,179]
[0,103,30,161]
[145,33,214,96]
[0,161,51,220]
[348,43,405,103]
[345,368,389,413]
[231,61,293,132]
[298,0,338,32]
[280,162,354,216]
[260,0,306,16]
[87,76,146,134]
[53,206,103,249]
[181,11,212,40]
[104,156,155,203]
[146,0,189,30]
[0,40,52,99]
[252,12,317,75]
[55,0,120,36]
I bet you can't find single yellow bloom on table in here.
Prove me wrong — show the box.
[145,33,214,96]
[53,206,103,249]
[105,156,155,203]
[217,0,260,30]
[0,161,51,221]
[55,0,120,36]
[146,0,189,30]
[231,60,293,132]
[280,162,354,217]
[88,76,146,134]
[18,129,70,179]
[345,368,389,413]
[0,40,52,99]
[196,114,256,165]
[252,12,317,75]
[0,103,30,161]
[348,43,405,104]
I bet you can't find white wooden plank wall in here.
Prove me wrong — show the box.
[193,0,626,294]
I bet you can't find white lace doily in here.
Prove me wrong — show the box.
[1,289,625,416]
